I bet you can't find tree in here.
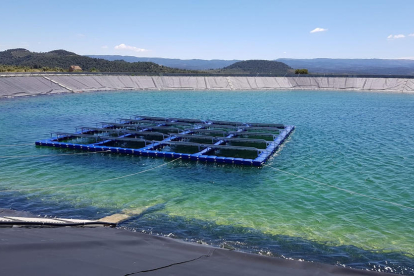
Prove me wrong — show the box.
[295,69,309,74]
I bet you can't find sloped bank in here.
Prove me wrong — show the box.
[0,226,384,276]
[1,75,414,98]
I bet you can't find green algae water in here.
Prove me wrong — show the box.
[1,90,414,274]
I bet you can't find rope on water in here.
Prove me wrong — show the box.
[2,157,181,193]
[0,150,111,159]
[265,165,414,211]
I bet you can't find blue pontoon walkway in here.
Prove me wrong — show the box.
[35,116,295,166]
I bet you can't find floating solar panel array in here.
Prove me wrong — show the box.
[36,116,294,166]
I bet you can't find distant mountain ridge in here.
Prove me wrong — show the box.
[2,49,414,75]
[87,55,240,70]
[277,58,414,75]
[88,55,414,75]
[0,49,292,75]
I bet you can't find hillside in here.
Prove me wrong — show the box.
[87,55,240,70]
[5,48,414,76]
[90,54,414,75]
[0,49,195,73]
[217,60,292,75]
[0,49,293,75]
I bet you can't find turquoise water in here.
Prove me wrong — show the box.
[1,90,414,274]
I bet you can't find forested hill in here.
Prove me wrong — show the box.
[0,49,195,73]
[219,60,292,75]
[5,48,413,76]
[91,54,414,75]
[87,55,240,70]
[0,49,293,75]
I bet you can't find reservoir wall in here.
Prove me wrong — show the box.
[1,75,414,98]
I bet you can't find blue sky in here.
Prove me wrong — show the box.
[1,0,413,60]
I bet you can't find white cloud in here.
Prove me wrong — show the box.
[409,33,414,37]
[101,45,108,49]
[114,43,148,53]
[310,28,327,33]
[387,34,405,39]
[77,33,85,38]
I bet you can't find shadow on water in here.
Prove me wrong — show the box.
[0,192,114,220]
[2,154,414,275]
[23,148,266,188]
[2,185,414,275]
[122,213,414,275]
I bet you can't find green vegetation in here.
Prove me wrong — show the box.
[0,49,294,75]
[215,60,293,75]
[0,64,64,72]
[0,48,197,74]
[295,69,309,74]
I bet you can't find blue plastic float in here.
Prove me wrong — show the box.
[35,116,294,166]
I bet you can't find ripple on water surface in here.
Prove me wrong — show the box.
[0,90,414,274]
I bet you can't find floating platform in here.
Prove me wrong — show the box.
[35,116,294,166]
